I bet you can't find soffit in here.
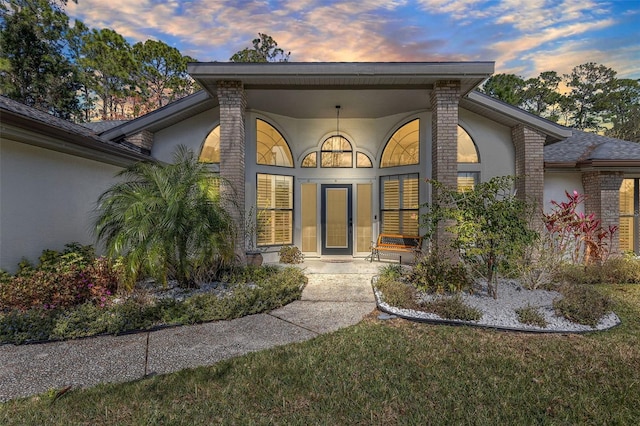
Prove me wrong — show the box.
[189,62,494,118]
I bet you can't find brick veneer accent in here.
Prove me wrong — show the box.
[126,130,154,152]
[582,171,624,255]
[217,81,247,261]
[430,80,460,257]
[512,124,545,231]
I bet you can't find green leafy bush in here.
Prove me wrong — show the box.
[378,264,405,281]
[375,276,418,309]
[278,246,305,264]
[0,245,121,312]
[409,251,472,294]
[420,296,482,321]
[515,305,548,328]
[0,266,306,344]
[553,284,612,327]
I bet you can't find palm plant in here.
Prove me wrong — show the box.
[95,146,235,288]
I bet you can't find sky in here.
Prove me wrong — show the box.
[66,0,640,80]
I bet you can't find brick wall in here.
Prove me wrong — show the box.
[512,124,545,231]
[125,130,154,152]
[217,81,247,261]
[582,171,624,255]
[430,80,460,257]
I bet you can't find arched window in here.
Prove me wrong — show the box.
[301,152,317,168]
[321,135,352,168]
[199,125,220,164]
[381,119,420,168]
[457,125,480,192]
[458,125,479,163]
[256,119,293,167]
[356,152,372,168]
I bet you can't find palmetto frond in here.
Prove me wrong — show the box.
[95,145,235,288]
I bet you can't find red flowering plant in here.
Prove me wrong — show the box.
[544,191,617,265]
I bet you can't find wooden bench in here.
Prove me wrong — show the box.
[368,233,423,263]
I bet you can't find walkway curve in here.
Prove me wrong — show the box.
[0,261,378,402]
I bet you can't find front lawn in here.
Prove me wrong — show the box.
[2,284,639,424]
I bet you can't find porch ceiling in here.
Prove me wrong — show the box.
[189,62,494,119]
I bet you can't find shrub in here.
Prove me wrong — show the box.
[278,246,304,264]
[419,296,482,321]
[515,305,548,328]
[375,276,418,309]
[95,146,234,289]
[544,190,617,265]
[409,251,472,295]
[422,176,538,298]
[0,308,58,344]
[0,265,306,344]
[378,264,405,281]
[559,255,640,285]
[0,255,120,312]
[553,284,612,327]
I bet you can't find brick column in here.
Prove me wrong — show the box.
[125,130,154,153]
[430,80,460,258]
[512,124,545,231]
[582,171,624,255]
[217,81,247,261]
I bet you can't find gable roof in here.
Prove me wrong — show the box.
[0,96,150,166]
[545,130,640,169]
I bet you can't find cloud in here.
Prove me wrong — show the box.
[64,0,639,79]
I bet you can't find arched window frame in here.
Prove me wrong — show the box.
[457,124,481,192]
[256,118,294,168]
[380,119,420,168]
[320,135,353,168]
[199,124,221,166]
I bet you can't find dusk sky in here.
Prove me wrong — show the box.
[67,0,640,80]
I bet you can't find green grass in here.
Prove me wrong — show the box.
[2,285,640,425]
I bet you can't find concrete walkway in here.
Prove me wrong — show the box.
[0,260,380,402]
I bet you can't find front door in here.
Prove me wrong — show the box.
[321,184,352,255]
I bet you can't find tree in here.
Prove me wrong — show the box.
[604,78,640,142]
[66,19,95,121]
[563,62,617,132]
[522,71,564,122]
[478,74,526,106]
[421,176,538,298]
[0,0,80,119]
[132,39,198,113]
[230,33,290,62]
[79,27,137,120]
[95,146,235,288]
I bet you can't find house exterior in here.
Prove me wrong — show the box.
[1,62,639,271]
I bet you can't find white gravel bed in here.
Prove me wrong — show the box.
[374,279,621,333]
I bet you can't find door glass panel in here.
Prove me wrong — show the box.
[326,188,348,248]
[301,183,317,252]
[357,184,372,252]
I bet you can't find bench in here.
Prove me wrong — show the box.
[368,233,423,263]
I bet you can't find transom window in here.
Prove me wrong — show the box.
[381,119,420,168]
[321,135,352,168]
[256,119,293,167]
[199,125,220,164]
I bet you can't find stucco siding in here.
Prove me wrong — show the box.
[0,139,122,272]
[459,109,515,180]
[543,172,584,214]
[152,107,221,163]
